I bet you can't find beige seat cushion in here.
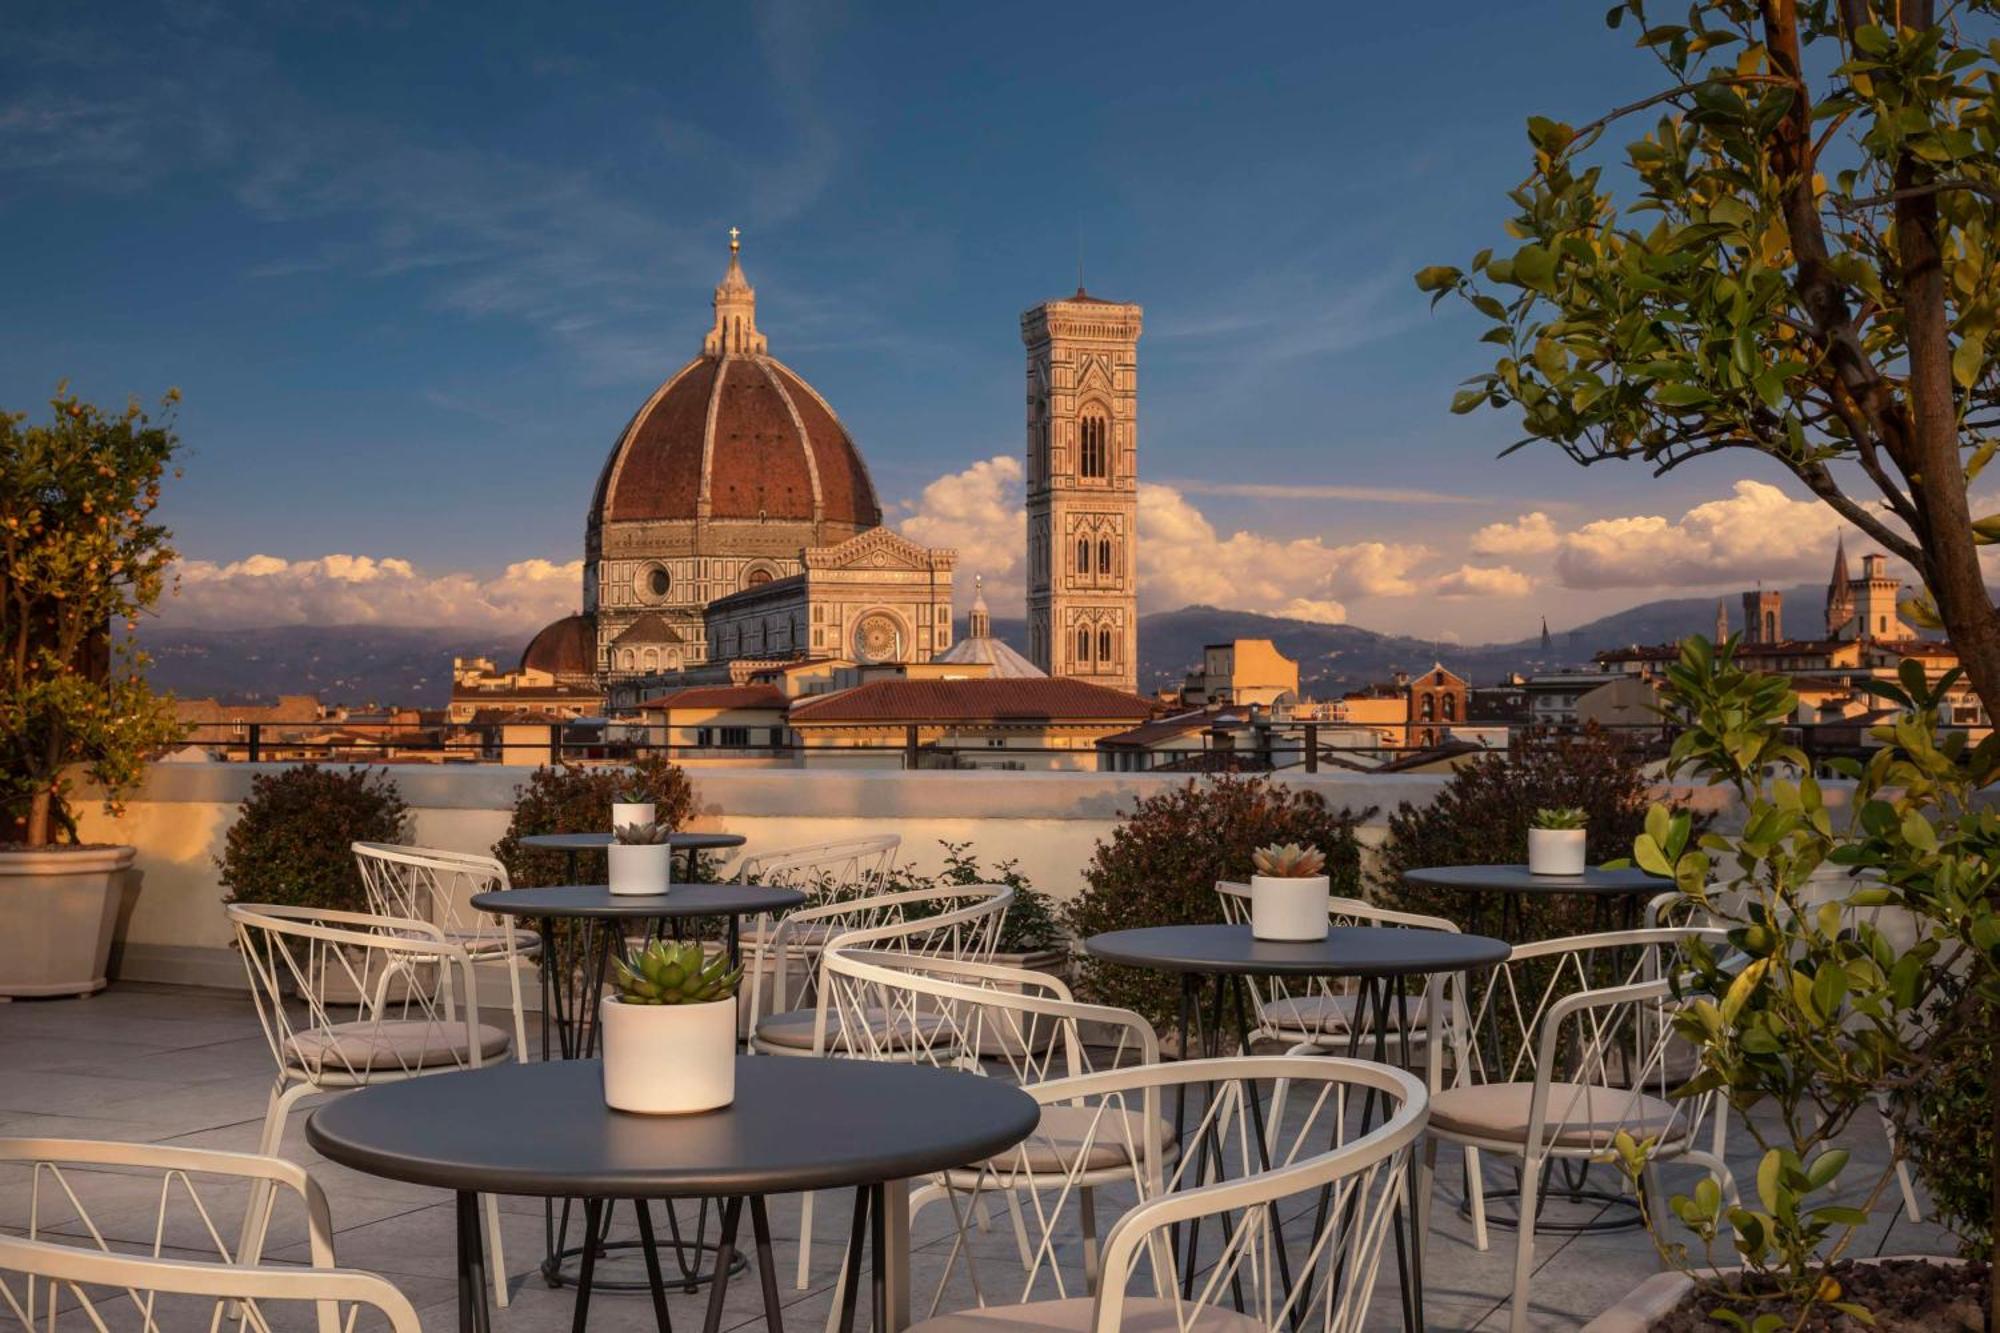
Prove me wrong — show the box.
[910,1296,1261,1333]
[736,920,837,950]
[447,927,540,955]
[753,1006,946,1053]
[285,1020,512,1075]
[979,1102,1176,1177]
[1430,1081,1683,1148]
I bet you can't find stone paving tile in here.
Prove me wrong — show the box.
[0,983,1971,1331]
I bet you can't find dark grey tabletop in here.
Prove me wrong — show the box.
[1085,923,1510,977]
[518,831,748,853]
[1402,864,1668,897]
[470,883,805,920]
[305,1058,1040,1198]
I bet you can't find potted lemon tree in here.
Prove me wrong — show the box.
[0,392,183,998]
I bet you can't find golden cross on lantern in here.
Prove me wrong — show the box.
[728,226,741,254]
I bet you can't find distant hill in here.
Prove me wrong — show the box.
[142,586,1825,707]
[143,625,517,707]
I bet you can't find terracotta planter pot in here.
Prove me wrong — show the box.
[0,845,134,999]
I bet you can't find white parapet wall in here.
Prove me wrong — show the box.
[76,762,1476,991]
[74,760,1751,992]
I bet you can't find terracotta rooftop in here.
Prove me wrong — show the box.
[638,684,788,712]
[788,678,1156,725]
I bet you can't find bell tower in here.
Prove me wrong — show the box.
[1022,289,1143,694]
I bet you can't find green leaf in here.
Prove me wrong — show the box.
[1414,265,1463,294]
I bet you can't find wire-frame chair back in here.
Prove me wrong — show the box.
[932,1056,1426,1333]
[1451,926,1729,1157]
[0,1233,420,1333]
[351,842,531,1053]
[0,1137,401,1333]
[753,883,1014,1035]
[227,903,501,1089]
[821,946,1157,1086]
[732,835,900,902]
[1215,880,1463,1058]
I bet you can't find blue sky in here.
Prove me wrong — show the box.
[0,1,1865,642]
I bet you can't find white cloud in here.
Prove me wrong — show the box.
[162,554,584,633]
[1553,481,1853,590]
[1137,484,1429,612]
[892,455,1430,622]
[894,456,1027,611]
[1434,564,1534,598]
[1470,512,1560,558]
[1275,598,1349,625]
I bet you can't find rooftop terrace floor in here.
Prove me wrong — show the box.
[0,984,1959,1330]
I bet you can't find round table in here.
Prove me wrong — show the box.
[517,831,748,884]
[470,883,805,1293]
[1401,863,1669,937]
[308,1058,1039,1333]
[1084,923,1510,1333]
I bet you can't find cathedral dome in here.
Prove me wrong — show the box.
[591,235,881,534]
[520,612,596,679]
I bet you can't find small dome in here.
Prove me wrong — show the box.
[521,613,596,681]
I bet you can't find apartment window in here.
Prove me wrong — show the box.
[1079,414,1108,478]
[1443,693,1457,721]
[719,726,749,748]
[696,727,712,747]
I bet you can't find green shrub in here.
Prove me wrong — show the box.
[879,841,1063,955]
[1900,976,1993,1259]
[217,765,409,912]
[1066,775,1369,1031]
[493,757,697,888]
[1376,725,1672,939]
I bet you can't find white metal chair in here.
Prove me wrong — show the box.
[0,1137,415,1333]
[822,947,1163,1305]
[902,1055,1428,1333]
[1215,881,1464,1062]
[733,835,902,1032]
[0,1234,421,1333]
[352,841,536,1057]
[751,883,1013,1288]
[749,883,1015,1058]
[1425,926,1736,1333]
[226,902,514,1310]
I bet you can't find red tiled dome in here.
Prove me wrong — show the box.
[592,354,880,529]
[591,241,880,534]
[520,613,596,679]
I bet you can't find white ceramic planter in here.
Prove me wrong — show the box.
[1250,874,1330,941]
[1580,1255,1964,1331]
[601,995,736,1114]
[1528,828,1587,877]
[607,843,671,897]
[611,802,656,831]
[0,845,134,998]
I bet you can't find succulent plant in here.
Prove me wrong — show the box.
[615,787,651,805]
[609,939,742,1005]
[1532,806,1587,830]
[1251,842,1327,877]
[613,820,671,845]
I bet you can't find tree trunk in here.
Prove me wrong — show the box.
[24,788,49,848]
